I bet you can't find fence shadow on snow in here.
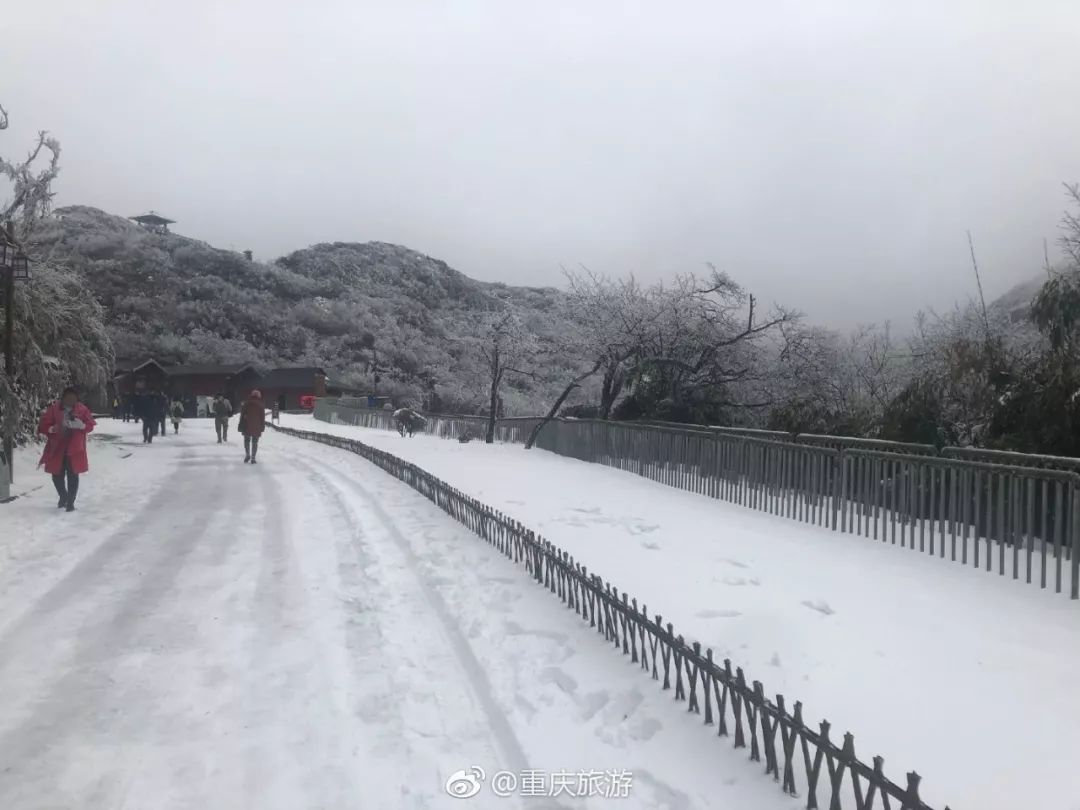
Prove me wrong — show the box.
[272,423,948,810]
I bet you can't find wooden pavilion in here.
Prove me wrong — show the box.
[130,211,176,234]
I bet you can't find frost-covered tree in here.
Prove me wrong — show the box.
[1,104,59,231]
[1,104,113,448]
[523,271,658,448]
[563,271,657,419]
[610,268,799,425]
[763,322,908,436]
[1030,187,1080,354]
[525,267,798,445]
[477,309,535,443]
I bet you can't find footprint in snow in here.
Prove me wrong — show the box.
[539,667,578,695]
[723,558,749,569]
[696,609,741,619]
[631,770,692,810]
[503,621,569,644]
[579,691,609,721]
[515,695,537,719]
[769,653,782,667]
[802,599,835,616]
[630,717,662,741]
[555,517,589,528]
[642,541,661,551]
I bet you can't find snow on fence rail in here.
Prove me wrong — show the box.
[317,399,1080,601]
[271,422,950,810]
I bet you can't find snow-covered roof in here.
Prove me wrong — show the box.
[129,212,176,226]
[131,359,167,374]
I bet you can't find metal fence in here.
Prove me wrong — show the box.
[314,399,1080,600]
[318,401,542,444]
[272,422,949,810]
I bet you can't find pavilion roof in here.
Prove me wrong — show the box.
[130,212,176,226]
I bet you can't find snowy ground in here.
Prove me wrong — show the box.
[282,413,1080,810]
[0,418,797,810]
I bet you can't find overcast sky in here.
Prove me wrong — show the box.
[4,1,1079,329]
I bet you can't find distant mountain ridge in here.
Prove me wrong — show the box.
[28,206,574,413]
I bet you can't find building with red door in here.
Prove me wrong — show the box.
[257,367,327,411]
[113,360,332,413]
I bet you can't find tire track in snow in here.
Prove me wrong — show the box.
[290,457,458,810]
[237,459,370,808]
[282,442,585,810]
[0,449,230,808]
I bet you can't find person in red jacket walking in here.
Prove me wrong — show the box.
[38,386,96,512]
[239,389,267,464]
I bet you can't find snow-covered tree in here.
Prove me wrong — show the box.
[1,104,113,447]
[522,271,658,448]
[619,268,798,422]
[477,309,534,443]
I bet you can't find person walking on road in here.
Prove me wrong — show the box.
[157,392,169,438]
[271,402,280,424]
[170,398,184,434]
[239,389,266,464]
[136,391,161,443]
[213,394,232,443]
[37,386,96,512]
[134,393,150,442]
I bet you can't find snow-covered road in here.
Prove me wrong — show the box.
[285,413,1080,810]
[0,419,793,810]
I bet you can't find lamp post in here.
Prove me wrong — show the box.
[0,223,30,489]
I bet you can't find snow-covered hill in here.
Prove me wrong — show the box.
[28,206,577,414]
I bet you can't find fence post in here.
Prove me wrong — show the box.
[833,452,843,531]
[1071,486,1080,600]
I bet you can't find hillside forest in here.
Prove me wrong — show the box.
[3,103,1080,456]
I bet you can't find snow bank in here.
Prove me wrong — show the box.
[282,413,1080,810]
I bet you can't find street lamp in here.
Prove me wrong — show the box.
[11,251,29,281]
[1,228,31,491]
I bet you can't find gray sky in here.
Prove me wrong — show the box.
[4,0,1079,329]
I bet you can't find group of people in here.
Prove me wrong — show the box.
[38,388,280,513]
[111,391,185,442]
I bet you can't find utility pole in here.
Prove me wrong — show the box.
[2,223,14,488]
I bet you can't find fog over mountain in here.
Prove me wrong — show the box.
[4,1,1079,329]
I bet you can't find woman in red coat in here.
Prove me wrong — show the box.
[239,389,267,464]
[38,386,96,511]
